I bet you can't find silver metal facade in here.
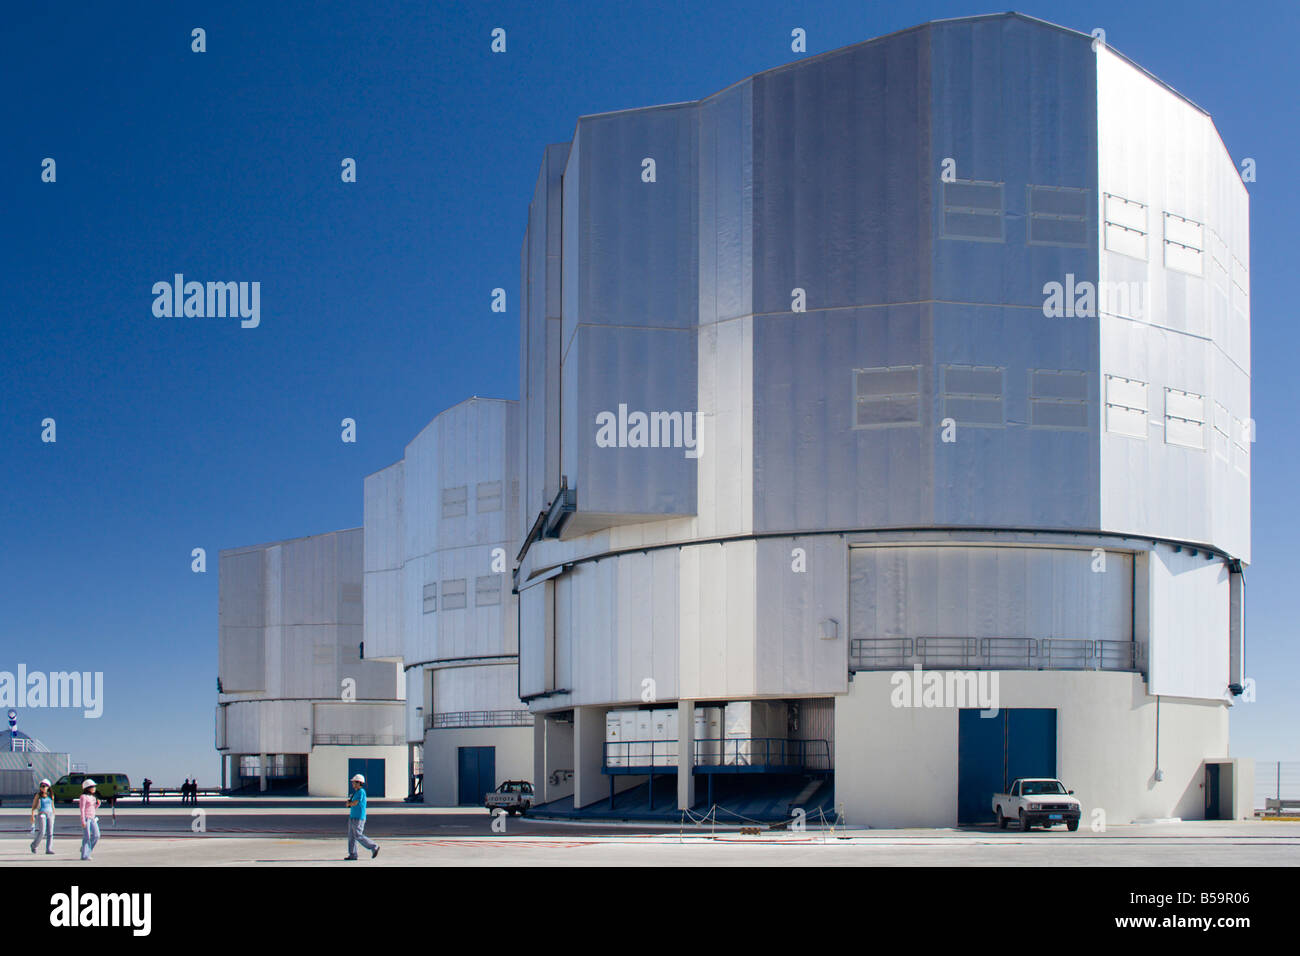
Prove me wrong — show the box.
[516,14,1250,715]
[216,528,404,757]
[363,398,524,745]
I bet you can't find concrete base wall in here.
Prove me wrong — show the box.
[836,671,1231,827]
[307,745,407,798]
[421,725,533,807]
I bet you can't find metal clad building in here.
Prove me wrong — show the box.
[216,528,406,797]
[363,398,532,806]
[516,14,1252,824]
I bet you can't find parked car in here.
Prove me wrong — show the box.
[51,772,131,804]
[485,780,534,816]
[992,778,1081,831]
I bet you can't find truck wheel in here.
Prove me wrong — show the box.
[996,806,1007,829]
[1019,809,1030,832]
[1067,820,1079,832]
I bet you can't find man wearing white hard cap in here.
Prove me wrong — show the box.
[344,773,380,860]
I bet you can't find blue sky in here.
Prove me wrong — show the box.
[2,0,1296,785]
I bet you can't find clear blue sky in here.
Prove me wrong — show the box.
[2,0,1296,785]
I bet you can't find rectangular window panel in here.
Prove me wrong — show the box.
[475,575,502,607]
[941,180,1004,242]
[854,366,920,428]
[1163,212,1204,276]
[1106,375,1147,439]
[856,397,920,427]
[476,480,502,513]
[1213,403,1231,461]
[1030,369,1089,430]
[943,365,1002,397]
[944,396,1003,425]
[441,486,468,518]
[1032,369,1088,401]
[941,365,1003,427]
[1032,401,1089,429]
[441,578,467,610]
[1104,193,1147,233]
[1232,418,1250,475]
[422,582,437,614]
[1028,185,1089,247]
[1165,387,1205,424]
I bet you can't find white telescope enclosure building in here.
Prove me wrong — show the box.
[216,528,406,798]
[514,13,1253,826]
[364,398,533,806]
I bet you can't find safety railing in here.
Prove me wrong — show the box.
[850,636,1146,673]
[603,738,831,771]
[426,710,534,730]
[312,733,404,746]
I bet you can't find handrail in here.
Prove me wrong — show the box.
[850,636,1145,673]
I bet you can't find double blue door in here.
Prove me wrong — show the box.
[457,746,496,806]
[957,709,1056,824]
[347,758,386,798]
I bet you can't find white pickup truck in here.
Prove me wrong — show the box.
[484,780,534,816]
[992,778,1081,831]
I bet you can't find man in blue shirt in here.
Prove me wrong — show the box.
[345,773,380,860]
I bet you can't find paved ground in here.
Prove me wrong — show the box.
[2,802,1298,865]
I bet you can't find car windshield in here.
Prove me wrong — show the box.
[1020,781,1066,795]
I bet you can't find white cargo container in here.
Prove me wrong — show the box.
[605,709,635,768]
[653,708,678,764]
[694,706,723,767]
[633,710,654,768]
[724,701,788,766]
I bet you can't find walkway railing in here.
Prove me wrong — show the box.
[426,710,534,730]
[603,738,831,772]
[849,636,1145,673]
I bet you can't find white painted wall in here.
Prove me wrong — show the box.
[837,671,1230,827]
[306,744,407,798]
[421,725,534,807]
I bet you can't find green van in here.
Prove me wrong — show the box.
[51,772,131,804]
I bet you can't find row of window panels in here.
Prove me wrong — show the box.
[854,365,1089,429]
[852,365,1249,462]
[942,182,1249,291]
[1105,375,1251,467]
[943,182,1091,246]
[439,480,509,519]
[1102,193,1248,288]
[420,576,505,613]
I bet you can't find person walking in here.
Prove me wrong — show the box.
[29,779,55,854]
[79,779,100,861]
[344,773,380,861]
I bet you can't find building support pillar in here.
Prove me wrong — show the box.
[678,699,695,811]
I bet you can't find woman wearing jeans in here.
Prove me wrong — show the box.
[78,779,100,860]
[30,779,54,854]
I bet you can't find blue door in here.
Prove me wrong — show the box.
[958,709,1005,825]
[957,708,1056,824]
[347,758,386,798]
[457,746,496,806]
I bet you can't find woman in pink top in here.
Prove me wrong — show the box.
[78,779,100,860]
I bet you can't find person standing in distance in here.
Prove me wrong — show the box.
[79,779,100,861]
[30,779,55,854]
[344,773,380,861]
